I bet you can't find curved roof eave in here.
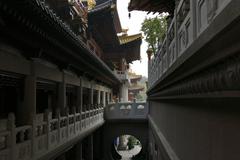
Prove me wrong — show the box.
[0,0,121,86]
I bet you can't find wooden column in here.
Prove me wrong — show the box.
[107,92,110,104]
[77,80,82,113]
[103,91,106,107]
[75,142,83,160]
[90,83,94,105]
[97,90,101,105]
[78,78,83,129]
[88,135,93,160]
[58,72,66,115]
[21,61,36,125]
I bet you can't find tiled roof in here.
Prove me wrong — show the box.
[88,0,112,13]
[0,0,121,85]
[118,33,143,45]
[128,0,175,15]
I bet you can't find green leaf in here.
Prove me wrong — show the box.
[141,15,167,55]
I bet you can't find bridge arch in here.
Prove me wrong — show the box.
[114,134,142,159]
[103,122,148,160]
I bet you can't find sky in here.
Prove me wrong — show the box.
[117,0,157,78]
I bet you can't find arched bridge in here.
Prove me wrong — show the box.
[103,102,148,160]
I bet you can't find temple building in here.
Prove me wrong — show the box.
[0,0,143,160]
[88,1,142,103]
[128,72,146,102]
[1,0,239,159]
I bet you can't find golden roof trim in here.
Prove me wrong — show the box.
[118,33,142,45]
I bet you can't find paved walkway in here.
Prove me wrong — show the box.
[118,145,142,160]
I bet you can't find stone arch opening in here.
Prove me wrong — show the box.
[112,134,142,159]
[103,122,148,160]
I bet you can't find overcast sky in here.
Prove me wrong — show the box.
[117,0,157,78]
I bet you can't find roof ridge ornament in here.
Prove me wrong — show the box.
[82,0,96,10]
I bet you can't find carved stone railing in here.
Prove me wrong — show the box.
[105,102,148,121]
[0,107,104,160]
[148,0,232,88]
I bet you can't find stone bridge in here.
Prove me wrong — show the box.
[103,102,148,160]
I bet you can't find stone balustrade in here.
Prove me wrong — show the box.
[105,102,148,121]
[0,107,104,160]
[148,0,232,88]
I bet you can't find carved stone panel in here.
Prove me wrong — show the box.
[197,0,208,33]
[151,54,240,98]
[207,0,218,23]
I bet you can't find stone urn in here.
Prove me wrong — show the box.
[147,48,153,61]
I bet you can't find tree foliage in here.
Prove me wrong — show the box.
[141,15,168,54]
[127,136,139,150]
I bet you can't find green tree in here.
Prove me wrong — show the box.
[141,15,167,54]
[136,94,143,101]
[127,136,140,150]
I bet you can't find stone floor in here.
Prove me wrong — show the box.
[118,145,142,160]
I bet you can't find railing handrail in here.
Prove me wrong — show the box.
[105,102,148,121]
[15,125,31,132]
[148,0,232,88]
[0,107,105,160]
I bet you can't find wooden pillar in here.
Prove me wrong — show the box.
[97,90,101,105]
[21,61,36,125]
[77,81,82,113]
[57,154,66,160]
[58,72,66,115]
[93,129,103,160]
[103,91,106,107]
[8,113,16,160]
[91,83,94,105]
[88,135,93,160]
[107,92,110,104]
[90,82,94,114]
[75,142,83,160]
[78,78,83,129]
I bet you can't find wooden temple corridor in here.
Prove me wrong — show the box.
[0,0,240,160]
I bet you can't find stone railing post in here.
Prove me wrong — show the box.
[8,113,16,160]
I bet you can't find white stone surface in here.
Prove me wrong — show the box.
[118,145,142,160]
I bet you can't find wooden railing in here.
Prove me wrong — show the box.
[0,107,104,160]
[148,0,232,88]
